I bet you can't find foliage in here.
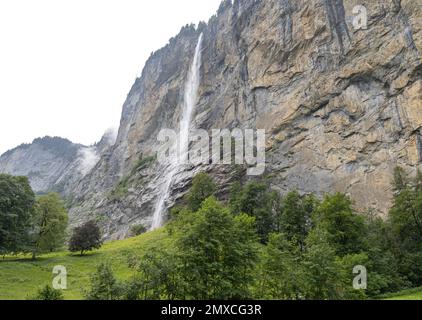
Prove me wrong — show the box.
[301,226,342,300]
[278,191,317,251]
[132,156,156,174]
[69,220,103,255]
[312,193,366,256]
[124,246,182,300]
[31,193,68,259]
[109,175,131,200]
[130,224,147,237]
[170,197,259,299]
[257,233,305,299]
[32,285,64,300]
[0,174,36,256]
[185,173,216,212]
[230,181,280,243]
[85,262,123,300]
[388,168,422,286]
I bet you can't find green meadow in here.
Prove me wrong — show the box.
[0,229,168,300]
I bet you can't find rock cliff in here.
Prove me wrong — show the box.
[2,0,421,240]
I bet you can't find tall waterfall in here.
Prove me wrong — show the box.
[151,33,203,230]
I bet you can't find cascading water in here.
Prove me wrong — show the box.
[151,33,203,230]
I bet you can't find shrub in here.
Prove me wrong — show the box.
[32,285,64,300]
[69,220,103,255]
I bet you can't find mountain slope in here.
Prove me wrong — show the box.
[0,137,84,194]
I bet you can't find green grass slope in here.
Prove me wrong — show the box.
[1,227,421,301]
[0,229,169,300]
[383,287,422,300]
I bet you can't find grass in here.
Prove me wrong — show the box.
[0,228,169,300]
[1,225,421,301]
[382,287,422,300]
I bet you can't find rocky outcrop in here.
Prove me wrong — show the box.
[0,132,116,196]
[0,137,83,194]
[3,0,422,240]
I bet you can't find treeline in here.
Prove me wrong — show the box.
[0,174,68,259]
[78,169,422,300]
[0,174,102,259]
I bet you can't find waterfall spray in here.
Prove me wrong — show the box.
[151,33,203,230]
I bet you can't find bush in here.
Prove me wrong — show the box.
[130,224,147,237]
[85,263,123,300]
[32,285,64,300]
[69,220,103,255]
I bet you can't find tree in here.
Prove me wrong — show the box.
[388,186,422,285]
[130,224,147,237]
[313,193,366,256]
[69,220,103,255]
[0,174,36,256]
[85,262,122,300]
[392,166,409,193]
[279,191,317,251]
[258,233,306,299]
[31,193,68,259]
[186,173,216,211]
[414,169,422,192]
[230,181,280,243]
[172,197,259,299]
[125,246,183,300]
[302,227,342,300]
[32,285,64,300]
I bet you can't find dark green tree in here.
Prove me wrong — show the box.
[389,186,422,285]
[279,191,317,251]
[258,233,306,299]
[32,285,64,300]
[392,166,409,193]
[313,193,366,256]
[130,224,147,237]
[186,173,216,211]
[85,262,123,300]
[125,246,183,300]
[69,220,103,255]
[302,227,342,300]
[172,197,259,299]
[230,181,280,243]
[0,174,36,256]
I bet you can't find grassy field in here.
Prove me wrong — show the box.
[1,227,421,300]
[383,287,422,300]
[0,228,169,300]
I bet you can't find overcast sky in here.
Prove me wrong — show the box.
[0,0,222,155]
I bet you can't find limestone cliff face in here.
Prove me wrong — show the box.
[5,0,422,240]
[70,0,422,239]
[0,132,116,196]
[0,137,83,194]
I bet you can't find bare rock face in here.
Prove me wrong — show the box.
[0,137,83,194]
[70,0,422,239]
[4,0,422,240]
[0,132,116,196]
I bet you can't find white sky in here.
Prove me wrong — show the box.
[0,0,222,155]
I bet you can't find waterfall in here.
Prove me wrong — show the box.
[151,33,203,230]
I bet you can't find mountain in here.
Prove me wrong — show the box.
[2,0,421,240]
[0,137,83,194]
[0,131,116,196]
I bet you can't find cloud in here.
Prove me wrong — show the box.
[103,127,118,146]
[78,147,100,176]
